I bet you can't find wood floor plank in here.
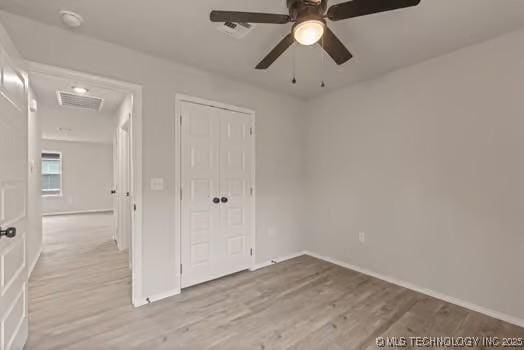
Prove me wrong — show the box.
[27,214,524,349]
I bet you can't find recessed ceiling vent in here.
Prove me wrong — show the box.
[217,22,255,39]
[57,91,104,111]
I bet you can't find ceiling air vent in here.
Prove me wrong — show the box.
[217,22,255,39]
[57,91,104,111]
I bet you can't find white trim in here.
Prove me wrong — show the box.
[249,251,305,271]
[26,61,144,308]
[304,251,524,328]
[42,137,114,145]
[136,250,302,305]
[175,94,254,116]
[250,115,256,270]
[28,244,42,278]
[175,93,256,293]
[41,193,63,198]
[133,288,181,307]
[43,209,113,217]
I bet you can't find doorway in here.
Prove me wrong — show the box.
[176,95,256,289]
[27,61,143,306]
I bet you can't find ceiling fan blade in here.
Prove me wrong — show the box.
[210,11,290,24]
[256,33,295,70]
[319,27,353,65]
[327,0,421,21]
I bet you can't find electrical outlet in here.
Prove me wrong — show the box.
[359,232,366,243]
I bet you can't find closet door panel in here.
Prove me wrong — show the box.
[218,110,253,273]
[180,102,220,288]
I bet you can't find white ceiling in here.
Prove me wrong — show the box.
[2,0,524,99]
[39,105,116,144]
[30,72,127,113]
[30,72,125,143]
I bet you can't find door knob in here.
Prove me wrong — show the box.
[221,197,228,203]
[212,197,220,204]
[0,227,16,239]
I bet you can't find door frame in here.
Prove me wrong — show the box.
[174,93,256,293]
[26,61,144,307]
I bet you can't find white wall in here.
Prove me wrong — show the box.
[27,87,42,274]
[305,29,524,322]
[40,105,115,144]
[0,12,306,299]
[41,139,113,215]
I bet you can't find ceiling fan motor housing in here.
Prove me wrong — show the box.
[287,0,327,22]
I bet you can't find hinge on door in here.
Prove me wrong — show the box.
[133,204,137,211]
[180,264,183,274]
[250,248,253,256]
[180,188,183,201]
[249,127,253,136]
[250,187,254,196]
[180,115,183,125]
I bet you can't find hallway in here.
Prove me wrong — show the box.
[27,213,131,349]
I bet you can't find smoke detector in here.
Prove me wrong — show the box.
[60,10,84,28]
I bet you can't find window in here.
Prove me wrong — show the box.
[41,152,62,196]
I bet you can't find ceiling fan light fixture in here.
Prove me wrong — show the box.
[293,19,325,46]
[72,86,89,94]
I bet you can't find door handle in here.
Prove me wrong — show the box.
[0,227,16,239]
[111,190,117,194]
[212,197,220,204]
[221,197,228,203]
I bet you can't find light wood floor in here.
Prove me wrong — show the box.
[28,214,523,349]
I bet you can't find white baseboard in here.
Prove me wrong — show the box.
[133,288,181,308]
[249,251,305,271]
[43,209,113,217]
[304,251,524,328]
[134,251,305,307]
[28,245,42,278]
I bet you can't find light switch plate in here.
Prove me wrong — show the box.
[150,178,164,191]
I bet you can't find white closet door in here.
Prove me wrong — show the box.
[217,109,253,276]
[180,102,253,289]
[181,102,220,288]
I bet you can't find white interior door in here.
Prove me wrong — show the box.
[121,123,132,265]
[115,123,131,252]
[217,109,253,277]
[0,45,29,349]
[112,130,118,241]
[180,101,253,288]
[181,102,220,288]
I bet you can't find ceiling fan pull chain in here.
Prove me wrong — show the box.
[321,35,326,88]
[292,43,297,84]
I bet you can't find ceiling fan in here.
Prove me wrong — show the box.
[210,0,421,69]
